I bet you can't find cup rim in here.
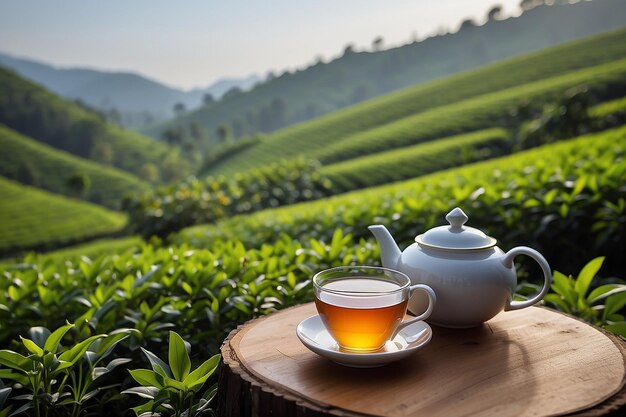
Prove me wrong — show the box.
[312,266,410,296]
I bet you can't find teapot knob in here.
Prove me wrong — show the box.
[446,207,468,230]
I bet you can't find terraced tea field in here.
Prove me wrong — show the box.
[322,128,510,192]
[0,177,127,255]
[205,28,626,175]
[180,125,626,276]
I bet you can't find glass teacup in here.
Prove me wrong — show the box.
[313,266,435,352]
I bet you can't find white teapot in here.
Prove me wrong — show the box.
[369,207,552,328]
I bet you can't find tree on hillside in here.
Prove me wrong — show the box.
[232,117,244,138]
[223,87,242,100]
[203,93,215,106]
[163,126,185,146]
[189,121,207,143]
[173,102,186,118]
[487,5,503,21]
[460,18,477,30]
[520,0,544,11]
[372,36,384,52]
[217,124,232,143]
[342,44,355,57]
[66,173,90,197]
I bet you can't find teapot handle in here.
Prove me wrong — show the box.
[502,246,552,311]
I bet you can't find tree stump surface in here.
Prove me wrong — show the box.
[217,304,626,417]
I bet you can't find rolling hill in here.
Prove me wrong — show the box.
[0,177,127,255]
[204,27,626,175]
[0,51,260,126]
[0,124,150,209]
[159,0,626,144]
[0,66,193,182]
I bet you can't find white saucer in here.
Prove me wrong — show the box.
[296,315,432,368]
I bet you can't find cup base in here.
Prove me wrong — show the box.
[337,344,386,354]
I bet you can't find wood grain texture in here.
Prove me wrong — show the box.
[217,304,626,417]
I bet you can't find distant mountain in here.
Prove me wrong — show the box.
[155,0,626,144]
[0,52,260,126]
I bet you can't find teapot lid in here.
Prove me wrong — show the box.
[415,207,496,250]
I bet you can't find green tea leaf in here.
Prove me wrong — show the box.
[168,331,190,381]
[0,350,31,371]
[550,271,576,308]
[588,284,626,304]
[122,386,159,400]
[140,347,172,378]
[129,369,164,389]
[574,257,604,299]
[163,376,187,391]
[604,292,626,321]
[44,322,74,353]
[604,322,626,338]
[0,369,29,385]
[91,329,136,361]
[58,334,105,366]
[183,354,221,390]
[543,294,569,312]
[20,337,43,356]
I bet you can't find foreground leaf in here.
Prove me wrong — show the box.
[168,331,190,381]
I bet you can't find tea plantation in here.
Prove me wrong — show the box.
[1,125,625,414]
[0,177,127,255]
[0,125,150,209]
[322,128,511,192]
[2,27,626,416]
[181,126,626,278]
[206,28,626,175]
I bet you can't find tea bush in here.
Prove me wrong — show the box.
[0,232,377,413]
[180,126,626,278]
[589,95,626,129]
[123,158,332,238]
[1,227,624,414]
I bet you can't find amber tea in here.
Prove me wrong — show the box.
[313,266,435,353]
[314,278,408,352]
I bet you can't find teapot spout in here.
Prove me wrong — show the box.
[368,225,402,269]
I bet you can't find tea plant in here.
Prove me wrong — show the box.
[0,323,135,416]
[124,331,220,417]
[545,257,626,335]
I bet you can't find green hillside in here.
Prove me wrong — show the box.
[156,0,626,145]
[0,66,192,182]
[0,177,127,255]
[180,125,626,275]
[208,29,626,174]
[322,129,511,192]
[0,124,150,209]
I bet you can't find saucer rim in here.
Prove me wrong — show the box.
[296,314,432,364]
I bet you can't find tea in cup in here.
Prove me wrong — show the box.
[313,266,436,352]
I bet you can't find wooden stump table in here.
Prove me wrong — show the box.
[217,304,626,417]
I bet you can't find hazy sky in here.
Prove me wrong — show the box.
[0,0,522,90]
